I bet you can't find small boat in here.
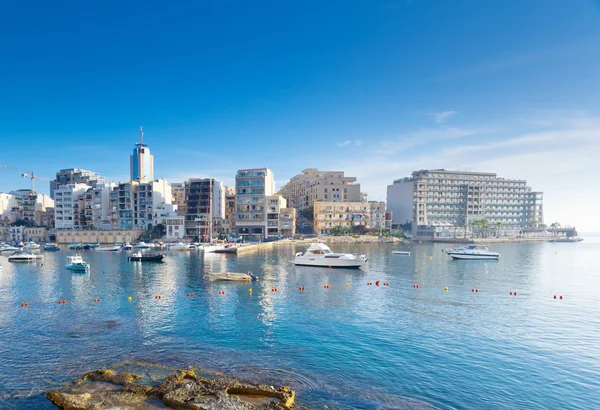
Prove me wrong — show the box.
[122,242,133,251]
[66,255,90,272]
[95,245,121,252]
[213,245,238,254]
[446,245,500,260]
[0,245,20,253]
[69,242,85,250]
[8,252,41,263]
[169,242,193,251]
[87,243,100,248]
[392,250,412,256]
[128,252,165,262]
[24,241,41,250]
[210,272,258,281]
[293,243,367,268]
[44,243,61,251]
[550,236,584,243]
[134,242,151,249]
[202,244,227,253]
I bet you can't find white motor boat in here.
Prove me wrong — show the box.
[210,272,258,281]
[293,243,367,268]
[446,245,500,260]
[202,244,226,253]
[95,245,121,252]
[8,252,41,263]
[551,236,584,243]
[122,242,133,250]
[392,250,412,256]
[24,241,41,250]
[169,242,192,251]
[134,242,151,249]
[0,245,20,254]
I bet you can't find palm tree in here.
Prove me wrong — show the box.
[550,222,561,236]
[496,221,502,238]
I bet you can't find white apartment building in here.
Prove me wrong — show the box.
[278,168,361,210]
[235,168,276,240]
[82,182,116,230]
[54,183,89,229]
[114,179,172,230]
[387,169,544,238]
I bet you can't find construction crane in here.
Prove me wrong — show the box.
[1,164,52,194]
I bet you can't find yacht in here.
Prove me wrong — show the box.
[0,244,20,254]
[293,243,367,268]
[446,245,500,260]
[134,242,151,249]
[95,245,121,252]
[44,243,61,251]
[8,252,41,263]
[551,236,584,243]
[122,242,133,251]
[66,255,90,272]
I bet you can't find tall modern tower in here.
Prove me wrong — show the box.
[130,126,154,182]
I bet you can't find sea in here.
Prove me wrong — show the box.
[0,239,599,409]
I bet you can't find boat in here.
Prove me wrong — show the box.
[209,272,258,281]
[128,252,165,262]
[0,245,20,253]
[213,245,238,254]
[87,243,100,248]
[550,236,584,243]
[293,243,368,268]
[69,243,86,250]
[169,242,193,251]
[24,241,41,250]
[134,242,151,249]
[122,242,133,251]
[95,245,121,252]
[202,244,227,253]
[66,255,90,272]
[8,252,41,263]
[446,245,500,260]
[392,250,412,256]
[44,243,61,251]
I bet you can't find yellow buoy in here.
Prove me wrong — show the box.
[345,283,349,287]
[128,296,132,302]
[444,287,448,291]
[249,288,253,293]
[429,256,433,260]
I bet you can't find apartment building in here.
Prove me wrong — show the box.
[50,168,105,199]
[171,182,186,216]
[79,182,115,229]
[114,179,172,230]
[279,207,296,238]
[278,168,361,210]
[223,186,236,236]
[184,178,224,241]
[235,168,275,240]
[54,183,89,229]
[387,169,544,238]
[313,201,391,235]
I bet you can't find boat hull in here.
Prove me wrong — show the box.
[128,255,164,262]
[66,265,89,271]
[447,253,499,260]
[95,247,121,252]
[210,273,253,281]
[293,258,366,268]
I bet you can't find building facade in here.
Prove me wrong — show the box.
[115,179,171,230]
[235,168,275,240]
[223,186,236,236]
[278,168,361,211]
[171,182,186,216]
[130,127,154,182]
[184,178,224,241]
[54,183,89,229]
[386,169,544,238]
[50,168,105,199]
[279,207,296,238]
[313,201,391,235]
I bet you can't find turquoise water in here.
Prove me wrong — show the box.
[1,240,599,409]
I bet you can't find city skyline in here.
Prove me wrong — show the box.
[1,1,599,230]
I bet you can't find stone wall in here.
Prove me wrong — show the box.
[55,229,143,244]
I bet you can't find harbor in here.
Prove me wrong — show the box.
[1,239,599,409]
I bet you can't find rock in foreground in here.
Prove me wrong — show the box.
[46,364,295,410]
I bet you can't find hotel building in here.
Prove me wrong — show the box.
[235,168,276,240]
[387,169,544,238]
[314,201,391,235]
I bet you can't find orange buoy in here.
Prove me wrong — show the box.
[514,292,517,296]
[554,295,556,299]
[475,289,479,293]
[187,293,190,297]
[97,298,101,302]
[191,293,194,297]
[375,281,380,286]
[25,302,29,307]
[21,303,24,307]
[560,296,563,300]
[472,289,474,292]
[510,292,513,295]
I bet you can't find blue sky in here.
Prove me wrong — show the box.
[1,0,600,230]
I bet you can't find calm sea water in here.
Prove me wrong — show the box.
[0,240,599,409]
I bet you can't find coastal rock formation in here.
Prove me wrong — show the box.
[46,365,296,410]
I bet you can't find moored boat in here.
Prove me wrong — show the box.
[24,241,41,250]
[44,243,61,251]
[550,236,584,243]
[8,252,41,263]
[293,243,367,268]
[95,245,121,252]
[122,242,133,251]
[66,255,90,272]
[128,252,164,262]
[392,250,411,256]
[213,245,238,254]
[169,242,193,251]
[134,242,151,249]
[446,245,500,260]
[209,272,257,281]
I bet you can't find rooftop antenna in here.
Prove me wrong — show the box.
[140,126,144,144]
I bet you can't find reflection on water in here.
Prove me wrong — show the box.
[1,241,600,409]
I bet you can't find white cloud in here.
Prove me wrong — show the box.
[337,140,352,147]
[433,110,458,123]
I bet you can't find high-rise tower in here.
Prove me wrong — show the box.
[130,126,154,182]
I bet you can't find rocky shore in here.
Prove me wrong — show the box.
[46,363,296,410]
